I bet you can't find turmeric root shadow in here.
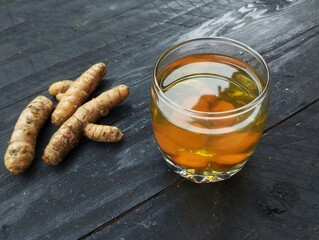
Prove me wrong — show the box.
[47,136,127,171]
[90,78,114,97]
[98,103,133,125]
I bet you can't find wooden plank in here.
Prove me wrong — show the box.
[85,99,319,240]
[0,0,318,239]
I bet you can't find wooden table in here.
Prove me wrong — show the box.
[1,0,318,239]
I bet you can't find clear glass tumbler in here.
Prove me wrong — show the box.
[151,37,270,183]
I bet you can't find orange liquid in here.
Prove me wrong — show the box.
[151,54,267,173]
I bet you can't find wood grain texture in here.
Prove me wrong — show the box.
[0,0,318,239]
[87,100,319,240]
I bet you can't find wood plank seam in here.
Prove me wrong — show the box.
[262,24,319,62]
[79,178,185,240]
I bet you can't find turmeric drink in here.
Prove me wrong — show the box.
[151,39,268,182]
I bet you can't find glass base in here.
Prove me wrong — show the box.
[161,151,247,183]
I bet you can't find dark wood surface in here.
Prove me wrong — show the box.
[0,0,318,239]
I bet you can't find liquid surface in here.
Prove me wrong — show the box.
[160,54,260,112]
[151,54,267,178]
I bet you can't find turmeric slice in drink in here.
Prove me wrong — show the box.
[165,124,208,149]
[210,100,236,127]
[172,151,209,169]
[168,109,208,149]
[192,97,210,111]
[201,94,218,106]
[192,94,217,112]
[153,122,178,156]
[211,100,235,112]
[211,153,247,165]
[179,94,218,112]
[208,132,261,154]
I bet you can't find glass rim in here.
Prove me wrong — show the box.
[152,37,270,118]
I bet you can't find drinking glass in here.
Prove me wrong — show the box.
[151,37,270,183]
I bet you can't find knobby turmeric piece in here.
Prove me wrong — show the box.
[49,80,72,101]
[48,80,73,96]
[49,68,126,143]
[84,123,123,142]
[4,96,53,174]
[51,63,106,126]
[43,85,129,165]
[55,93,64,101]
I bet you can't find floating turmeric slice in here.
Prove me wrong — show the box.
[153,123,179,156]
[210,100,236,127]
[169,110,208,149]
[192,97,210,111]
[201,94,218,105]
[192,94,218,112]
[207,132,261,154]
[172,151,209,169]
[211,99,235,112]
[211,153,247,165]
[166,124,208,149]
[179,94,218,112]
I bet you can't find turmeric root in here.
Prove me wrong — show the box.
[48,80,73,96]
[84,124,123,142]
[43,84,129,165]
[56,85,124,141]
[4,96,53,174]
[51,63,106,126]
